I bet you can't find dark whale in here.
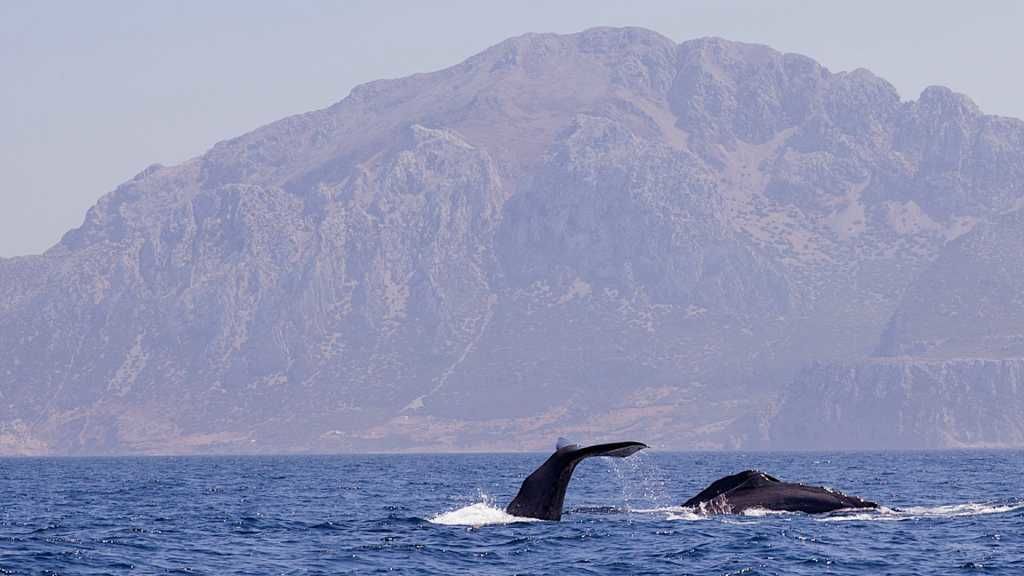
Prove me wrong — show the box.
[682,470,878,514]
[505,438,648,521]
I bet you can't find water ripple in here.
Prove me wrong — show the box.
[1,451,1023,575]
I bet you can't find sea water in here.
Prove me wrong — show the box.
[2,450,1022,574]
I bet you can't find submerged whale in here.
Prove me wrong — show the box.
[505,438,648,521]
[682,470,878,514]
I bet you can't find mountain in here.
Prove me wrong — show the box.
[2,27,1023,455]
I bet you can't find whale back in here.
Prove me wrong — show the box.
[505,441,647,521]
[683,470,878,514]
[681,470,779,508]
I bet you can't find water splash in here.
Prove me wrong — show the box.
[429,502,541,527]
[600,452,673,511]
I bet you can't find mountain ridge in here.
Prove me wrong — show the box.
[2,27,1022,455]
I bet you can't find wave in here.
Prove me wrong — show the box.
[819,502,1024,522]
[631,505,790,521]
[656,506,788,520]
[428,499,1024,527]
[630,506,708,521]
[429,502,542,527]
[637,501,1024,523]
[568,505,625,515]
[740,507,793,517]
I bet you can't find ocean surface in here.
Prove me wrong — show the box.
[1,450,1022,575]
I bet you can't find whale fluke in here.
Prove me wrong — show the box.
[682,470,878,514]
[505,440,648,521]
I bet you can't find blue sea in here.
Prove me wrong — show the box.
[2,450,1022,575]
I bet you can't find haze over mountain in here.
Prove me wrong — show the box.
[2,27,1022,455]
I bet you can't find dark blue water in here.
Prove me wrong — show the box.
[2,451,1022,575]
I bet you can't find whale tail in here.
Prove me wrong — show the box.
[505,439,648,521]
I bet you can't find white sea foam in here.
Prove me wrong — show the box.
[631,505,790,520]
[429,500,1024,526]
[429,502,541,527]
[639,501,1024,523]
[899,502,1024,517]
[819,502,1024,522]
[630,506,709,521]
[665,509,709,521]
[740,507,793,517]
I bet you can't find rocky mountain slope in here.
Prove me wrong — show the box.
[770,358,1024,449]
[2,27,1022,454]
[770,205,1024,448]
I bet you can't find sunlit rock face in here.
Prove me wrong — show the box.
[2,27,1023,454]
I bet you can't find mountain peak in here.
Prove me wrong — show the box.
[917,84,981,117]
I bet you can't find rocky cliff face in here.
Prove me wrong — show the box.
[771,358,1024,449]
[769,205,1024,449]
[878,208,1024,359]
[2,27,1023,454]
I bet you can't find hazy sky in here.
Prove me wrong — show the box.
[3,1,1022,257]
